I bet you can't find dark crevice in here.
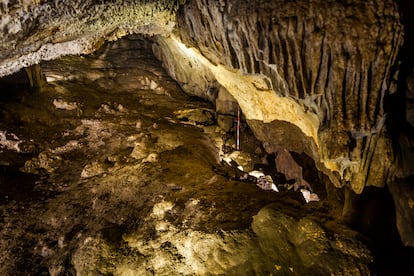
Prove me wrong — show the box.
[349,186,413,276]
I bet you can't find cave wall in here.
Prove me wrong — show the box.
[0,0,412,250]
[152,0,404,194]
[0,0,185,77]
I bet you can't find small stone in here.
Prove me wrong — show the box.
[130,141,148,160]
[53,98,79,111]
[300,189,320,203]
[21,151,62,174]
[117,104,125,112]
[166,183,182,190]
[142,153,159,163]
[150,79,158,90]
[81,161,106,178]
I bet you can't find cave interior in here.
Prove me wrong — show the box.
[0,0,414,275]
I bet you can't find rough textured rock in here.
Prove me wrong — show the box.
[0,0,404,195]
[252,204,372,275]
[215,86,238,116]
[152,34,219,101]
[0,0,185,77]
[275,148,313,191]
[0,38,377,274]
[71,201,371,275]
[0,0,413,271]
[153,0,404,194]
[406,69,414,127]
[388,179,414,247]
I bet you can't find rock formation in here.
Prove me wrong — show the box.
[0,37,376,275]
[0,0,405,193]
[1,0,414,273]
[157,0,403,195]
[0,0,185,77]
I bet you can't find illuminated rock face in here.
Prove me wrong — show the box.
[155,0,403,193]
[0,0,405,194]
[0,0,413,270]
[0,39,375,275]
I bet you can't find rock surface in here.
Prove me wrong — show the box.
[406,69,414,127]
[388,179,414,247]
[160,0,403,194]
[0,0,413,274]
[0,36,376,275]
[0,0,185,77]
[0,0,406,193]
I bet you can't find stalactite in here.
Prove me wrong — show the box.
[24,63,47,93]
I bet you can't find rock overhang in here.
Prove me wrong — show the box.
[0,0,185,77]
[0,0,405,194]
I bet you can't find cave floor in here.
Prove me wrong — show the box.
[0,38,379,275]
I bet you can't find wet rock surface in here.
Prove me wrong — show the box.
[0,37,378,275]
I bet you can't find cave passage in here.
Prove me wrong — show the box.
[0,35,411,275]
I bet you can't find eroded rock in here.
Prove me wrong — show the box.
[0,0,186,77]
[21,151,62,174]
[252,204,372,275]
[388,180,414,247]
[71,200,372,275]
[153,0,403,194]
[275,148,313,192]
[0,130,22,152]
[174,108,215,125]
[0,2,410,274]
[81,161,107,178]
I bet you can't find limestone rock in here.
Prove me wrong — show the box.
[256,175,278,192]
[174,108,215,125]
[0,0,406,195]
[228,150,253,172]
[21,151,62,174]
[130,141,149,160]
[275,148,313,191]
[81,161,107,178]
[0,130,22,152]
[217,114,234,132]
[157,0,403,193]
[252,204,372,275]
[72,200,372,275]
[388,180,414,247]
[0,0,187,77]
[215,86,238,116]
[0,34,394,274]
[142,153,159,163]
[53,98,80,111]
